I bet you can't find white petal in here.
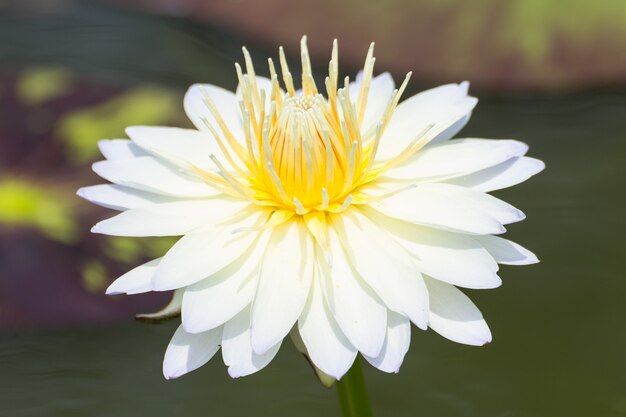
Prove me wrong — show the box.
[433,184,525,225]
[349,72,395,135]
[425,277,492,346]
[374,183,520,235]
[353,178,412,201]
[377,82,477,161]
[367,210,501,289]
[184,84,244,142]
[385,139,528,181]
[153,209,268,291]
[106,258,161,295]
[222,306,281,378]
[91,198,249,237]
[92,156,219,197]
[98,139,146,160]
[364,311,411,373]
[331,209,429,329]
[428,111,472,147]
[126,126,225,171]
[299,268,357,379]
[474,235,539,265]
[322,227,387,357]
[77,184,176,211]
[163,324,222,379]
[446,157,545,192]
[182,232,269,333]
[251,220,314,355]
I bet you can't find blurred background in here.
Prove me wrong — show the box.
[0,0,625,416]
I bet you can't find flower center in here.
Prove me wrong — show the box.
[196,37,415,216]
[285,95,317,112]
[268,93,346,209]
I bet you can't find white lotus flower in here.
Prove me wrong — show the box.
[78,37,543,381]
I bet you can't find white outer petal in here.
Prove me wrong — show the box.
[428,111,472,147]
[222,306,281,378]
[126,126,224,171]
[430,184,525,225]
[298,266,358,379]
[364,311,411,373]
[474,235,539,265]
[91,198,249,237]
[445,157,545,192]
[184,84,244,142]
[353,179,413,200]
[367,210,501,289]
[377,82,477,161]
[182,232,269,333]
[152,209,268,291]
[373,183,516,235]
[163,324,222,380]
[106,258,161,295]
[425,277,492,346]
[251,220,314,355]
[385,139,528,181]
[98,139,146,160]
[77,184,176,211]
[322,227,387,357]
[331,209,429,329]
[92,156,219,197]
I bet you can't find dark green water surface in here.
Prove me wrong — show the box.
[1,2,625,416]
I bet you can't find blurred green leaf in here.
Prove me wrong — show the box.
[81,260,108,293]
[17,67,73,106]
[502,0,626,63]
[0,178,78,243]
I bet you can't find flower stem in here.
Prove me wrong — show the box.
[336,357,373,417]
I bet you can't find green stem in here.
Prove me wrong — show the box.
[336,357,373,417]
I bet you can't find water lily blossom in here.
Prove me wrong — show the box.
[79,37,543,381]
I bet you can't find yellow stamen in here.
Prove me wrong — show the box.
[356,43,375,127]
[195,37,426,216]
[279,46,296,96]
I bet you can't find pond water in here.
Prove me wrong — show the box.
[1,3,625,417]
